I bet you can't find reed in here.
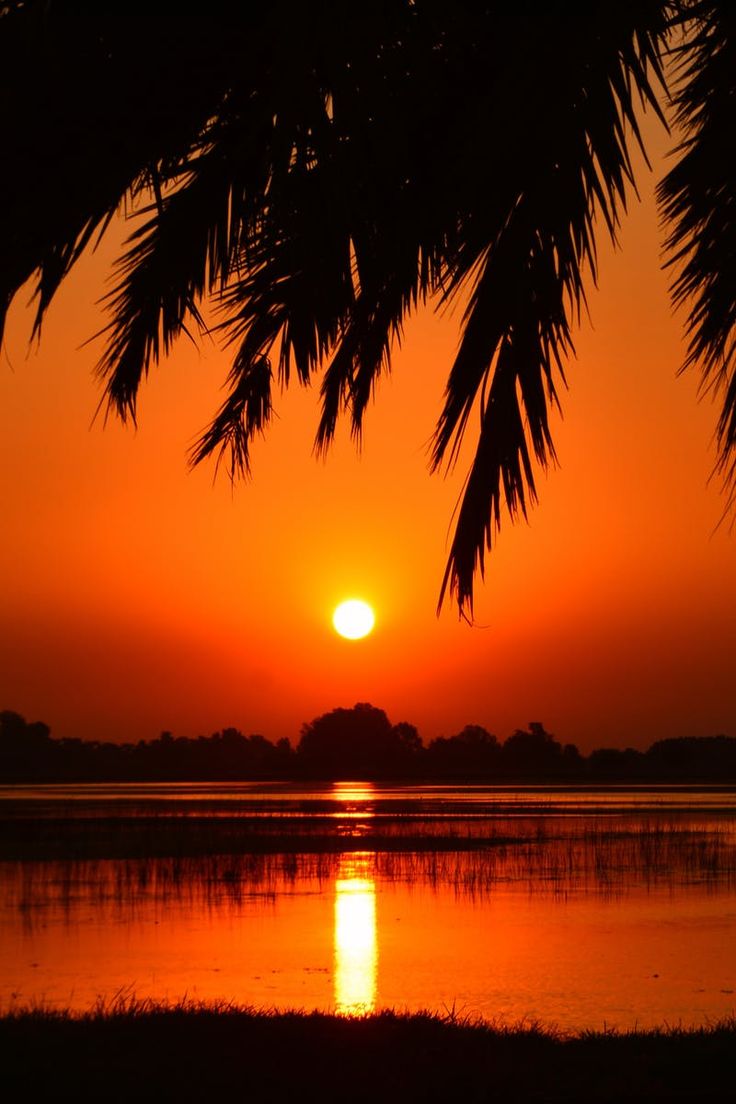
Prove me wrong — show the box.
[4,819,736,928]
[2,803,735,859]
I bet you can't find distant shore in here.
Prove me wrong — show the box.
[4,708,736,784]
[1,1003,732,1102]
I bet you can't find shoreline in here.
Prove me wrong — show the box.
[2,1003,733,1102]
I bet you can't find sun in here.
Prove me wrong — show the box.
[332,599,375,640]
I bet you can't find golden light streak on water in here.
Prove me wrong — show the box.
[334,853,377,1015]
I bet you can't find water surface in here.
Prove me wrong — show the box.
[1,783,735,1029]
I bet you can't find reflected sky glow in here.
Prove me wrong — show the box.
[331,782,376,804]
[330,780,377,820]
[334,853,377,1015]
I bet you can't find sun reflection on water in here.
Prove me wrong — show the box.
[334,852,377,1015]
[330,780,377,821]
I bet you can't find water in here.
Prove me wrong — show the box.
[1,782,735,1029]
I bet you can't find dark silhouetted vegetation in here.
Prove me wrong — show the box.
[2,705,736,783]
[1,1001,733,1103]
[0,709,292,782]
[298,703,422,777]
[4,821,735,894]
[2,3,736,612]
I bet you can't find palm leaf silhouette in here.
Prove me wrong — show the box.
[1,2,733,614]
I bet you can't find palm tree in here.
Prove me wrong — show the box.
[1,2,733,615]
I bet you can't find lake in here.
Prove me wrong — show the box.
[1,782,735,1030]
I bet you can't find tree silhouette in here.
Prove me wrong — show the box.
[2,2,734,613]
[297,702,420,777]
[0,710,53,776]
[426,724,500,777]
[501,722,564,775]
[3,706,736,781]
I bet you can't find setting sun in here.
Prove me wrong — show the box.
[332,600,375,640]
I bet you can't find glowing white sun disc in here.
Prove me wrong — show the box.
[333,600,375,640]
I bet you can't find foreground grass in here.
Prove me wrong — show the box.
[1,1002,733,1103]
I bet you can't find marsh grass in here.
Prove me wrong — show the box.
[4,819,736,927]
[2,802,736,856]
[2,784,736,859]
[1,998,733,1102]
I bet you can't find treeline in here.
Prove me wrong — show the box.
[2,704,736,783]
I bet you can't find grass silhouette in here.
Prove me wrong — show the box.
[1,998,733,1102]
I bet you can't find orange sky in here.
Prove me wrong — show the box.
[2,123,735,752]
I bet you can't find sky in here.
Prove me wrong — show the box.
[2,121,735,753]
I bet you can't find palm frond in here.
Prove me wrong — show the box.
[658,0,736,496]
[0,3,254,343]
[431,4,669,612]
[188,353,273,479]
[95,94,278,423]
[9,2,720,617]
